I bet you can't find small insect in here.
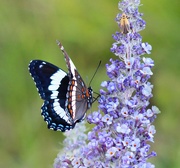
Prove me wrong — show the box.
[119,13,130,34]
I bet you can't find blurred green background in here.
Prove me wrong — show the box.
[0,0,179,167]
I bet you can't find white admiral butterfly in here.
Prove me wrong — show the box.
[28,41,93,132]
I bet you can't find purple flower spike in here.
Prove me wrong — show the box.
[54,1,160,167]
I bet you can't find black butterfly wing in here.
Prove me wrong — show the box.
[29,60,74,131]
[29,60,67,100]
[41,100,74,131]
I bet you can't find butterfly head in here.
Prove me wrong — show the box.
[87,87,93,109]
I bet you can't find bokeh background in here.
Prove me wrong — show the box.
[0,0,179,167]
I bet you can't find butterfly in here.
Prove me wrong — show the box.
[28,41,93,132]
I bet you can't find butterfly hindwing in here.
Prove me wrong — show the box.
[41,100,74,131]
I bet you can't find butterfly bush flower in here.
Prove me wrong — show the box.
[54,0,160,167]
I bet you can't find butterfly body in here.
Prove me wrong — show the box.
[29,42,93,132]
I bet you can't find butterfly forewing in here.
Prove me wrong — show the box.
[57,41,93,123]
[29,60,68,100]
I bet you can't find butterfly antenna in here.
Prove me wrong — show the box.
[89,60,101,87]
[89,61,101,103]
